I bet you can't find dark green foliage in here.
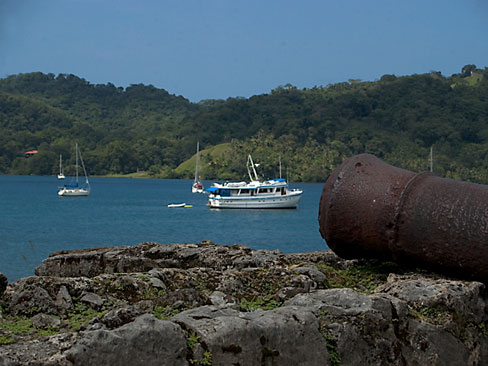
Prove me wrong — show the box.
[1,67,488,182]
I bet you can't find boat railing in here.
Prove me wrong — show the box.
[226,181,247,188]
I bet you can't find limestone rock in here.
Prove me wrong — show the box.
[35,242,345,278]
[101,306,143,329]
[31,313,61,330]
[9,285,57,316]
[293,265,327,284]
[80,292,104,310]
[1,242,488,365]
[173,305,329,366]
[65,314,187,366]
[54,285,73,310]
[286,289,403,365]
[0,333,78,366]
[376,274,488,323]
[285,285,488,366]
[208,290,237,308]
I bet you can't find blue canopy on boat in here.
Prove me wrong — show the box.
[206,187,219,192]
[65,183,79,188]
[271,178,286,182]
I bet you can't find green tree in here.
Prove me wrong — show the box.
[461,64,477,77]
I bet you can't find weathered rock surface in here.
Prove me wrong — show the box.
[65,314,187,366]
[0,241,487,365]
[34,241,339,278]
[172,305,329,365]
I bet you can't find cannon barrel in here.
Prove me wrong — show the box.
[318,154,488,282]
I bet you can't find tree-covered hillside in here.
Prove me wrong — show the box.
[0,72,199,175]
[1,66,487,183]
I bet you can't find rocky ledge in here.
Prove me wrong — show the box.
[0,241,487,365]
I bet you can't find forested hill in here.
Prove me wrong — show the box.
[1,65,487,183]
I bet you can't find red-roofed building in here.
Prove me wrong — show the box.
[25,150,38,157]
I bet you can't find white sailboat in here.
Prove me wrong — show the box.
[58,143,90,196]
[192,142,204,193]
[57,154,65,179]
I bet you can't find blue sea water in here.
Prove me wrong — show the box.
[0,175,328,281]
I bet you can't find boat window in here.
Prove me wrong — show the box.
[221,189,231,197]
[240,189,250,194]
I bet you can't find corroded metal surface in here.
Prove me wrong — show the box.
[319,154,488,282]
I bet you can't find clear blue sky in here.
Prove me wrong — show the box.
[1,0,487,102]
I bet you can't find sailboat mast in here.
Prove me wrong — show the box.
[79,146,89,185]
[194,142,200,182]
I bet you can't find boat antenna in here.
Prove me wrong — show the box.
[247,155,259,181]
[279,155,282,179]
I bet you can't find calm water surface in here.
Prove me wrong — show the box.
[0,175,328,281]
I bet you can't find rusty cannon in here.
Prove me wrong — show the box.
[318,153,488,282]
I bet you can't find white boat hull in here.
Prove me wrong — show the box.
[58,188,90,196]
[168,203,186,208]
[208,191,302,209]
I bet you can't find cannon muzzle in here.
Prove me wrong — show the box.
[319,154,488,282]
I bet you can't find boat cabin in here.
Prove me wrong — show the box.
[207,183,287,197]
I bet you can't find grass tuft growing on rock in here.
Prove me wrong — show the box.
[240,296,281,312]
[65,302,106,331]
[0,335,14,345]
[153,305,181,320]
[0,316,59,343]
[186,330,200,349]
[201,351,212,365]
[320,328,342,366]
[408,305,453,326]
[317,261,401,293]
[186,330,213,365]
[477,322,488,337]
[0,318,32,335]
